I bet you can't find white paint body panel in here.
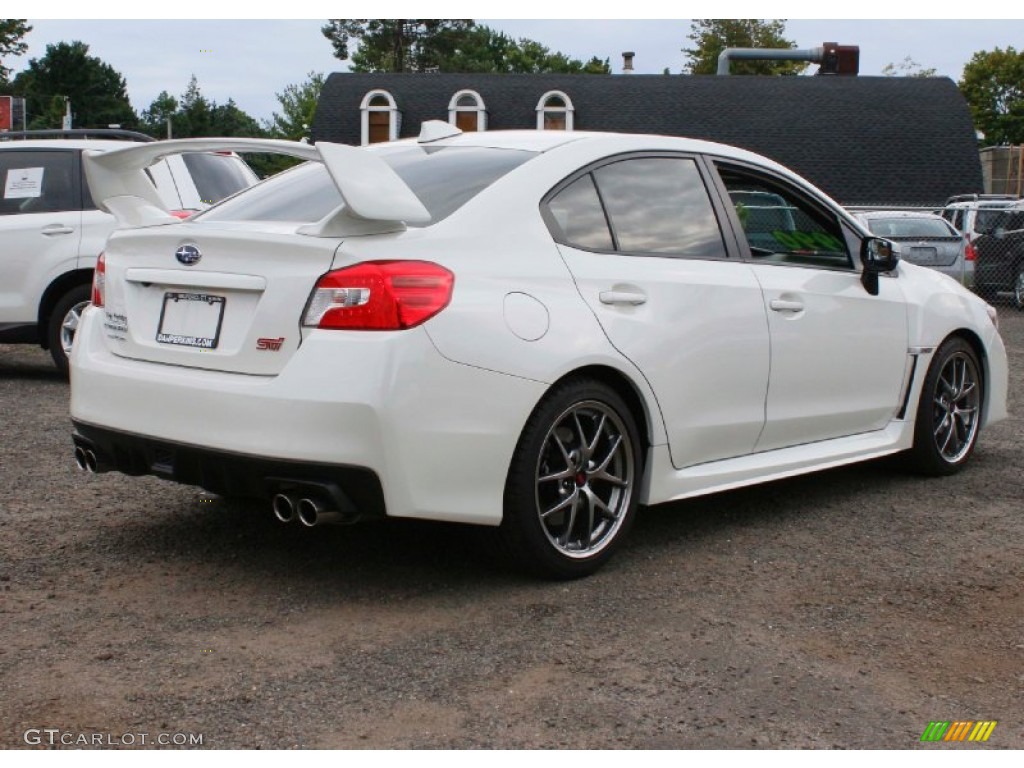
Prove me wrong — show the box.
[750,264,909,451]
[559,246,770,468]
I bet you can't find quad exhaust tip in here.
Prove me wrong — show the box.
[272,493,296,523]
[296,497,343,527]
[73,446,98,473]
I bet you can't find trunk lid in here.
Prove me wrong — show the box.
[890,236,962,267]
[99,221,339,375]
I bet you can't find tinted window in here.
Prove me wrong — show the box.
[201,145,536,226]
[865,217,956,238]
[591,158,724,257]
[718,164,852,270]
[181,153,255,205]
[992,210,1024,231]
[546,174,613,250]
[975,208,1009,234]
[0,150,77,216]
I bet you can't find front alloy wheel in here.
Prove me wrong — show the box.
[500,379,642,579]
[907,338,983,475]
[1014,265,1024,311]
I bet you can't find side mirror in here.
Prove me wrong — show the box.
[860,237,900,295]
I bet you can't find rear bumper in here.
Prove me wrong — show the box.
[72,423,386,521]
[70,305,548,525]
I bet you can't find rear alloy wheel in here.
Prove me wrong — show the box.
[907,338,983,476]
[1014,264,1024,311]
[500,379,642,579]
[48,284,92,377]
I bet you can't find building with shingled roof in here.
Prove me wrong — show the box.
[311,72,983,208]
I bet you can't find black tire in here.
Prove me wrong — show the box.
[498,378,643,579]
[47,284,92,377]
[905,337,984,476]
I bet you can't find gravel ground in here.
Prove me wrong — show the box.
[1,309,1022,750]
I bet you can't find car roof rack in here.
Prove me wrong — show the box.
[943,193,1019,205]
[0,128,156,143]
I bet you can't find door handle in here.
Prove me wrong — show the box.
[769,298,804,313]
[599,290,647,306]
[41,225,74,236]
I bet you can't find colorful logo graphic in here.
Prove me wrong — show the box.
[920,721,997,742]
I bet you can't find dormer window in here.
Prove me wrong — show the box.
[536,91,574,131]
[448,90,487,132]
[360,90,400,145]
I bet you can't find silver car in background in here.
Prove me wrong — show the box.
[854,210,971,285]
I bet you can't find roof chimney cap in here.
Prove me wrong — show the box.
[622,51,635,73]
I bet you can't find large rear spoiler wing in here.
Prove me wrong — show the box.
[82,137,431,236]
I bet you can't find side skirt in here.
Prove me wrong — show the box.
[641,420,914,506]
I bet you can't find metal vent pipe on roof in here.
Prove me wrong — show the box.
[717,43,859,75]
[717,47,823,75]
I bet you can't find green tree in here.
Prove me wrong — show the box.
[882,56,937,78]
[173,75,213,137]
[684,19,806,76]
[1,19,31,83]
[323,20,610,74]
[959,47,1024,145]
[138,90,177,138]
[210,98,262,137]
[322,19,473,73]
[11,40,136,128]
[267,71,324,140]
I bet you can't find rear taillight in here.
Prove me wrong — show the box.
[91,253,105,307]
[303,261,454,331]
[169,209,194,220]
[965,240,977,261]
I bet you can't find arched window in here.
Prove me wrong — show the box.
[360,90,401,145]
[536,91,574,131]
[447,90,487,132]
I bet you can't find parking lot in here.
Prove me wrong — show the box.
[1,308,1022,749]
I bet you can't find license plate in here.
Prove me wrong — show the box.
[909,246,937,264]
[156,292,225,349]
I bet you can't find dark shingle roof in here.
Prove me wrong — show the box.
[312,73,982,207]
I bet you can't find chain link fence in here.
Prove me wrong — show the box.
[847,197,1024,310]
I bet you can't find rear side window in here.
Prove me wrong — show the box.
[181,153,255,205]
[201,145,537,226]
[974,208,1008,235]
[0,150,77,215]
[545,156,726,258]
[993,210,1024,232]
[545,174,613,250]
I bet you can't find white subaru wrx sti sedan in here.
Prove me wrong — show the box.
[70,124,1009,578]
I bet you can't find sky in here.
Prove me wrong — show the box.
[3,10,1024,125]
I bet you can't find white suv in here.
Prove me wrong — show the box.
[940,194,1020,244]
[0,130,258,374]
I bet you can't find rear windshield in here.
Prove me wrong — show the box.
[181,152,256,205]
[199,145,537,226]
[865,217,956,238]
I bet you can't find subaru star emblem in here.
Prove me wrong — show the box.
[175,244,202,266]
